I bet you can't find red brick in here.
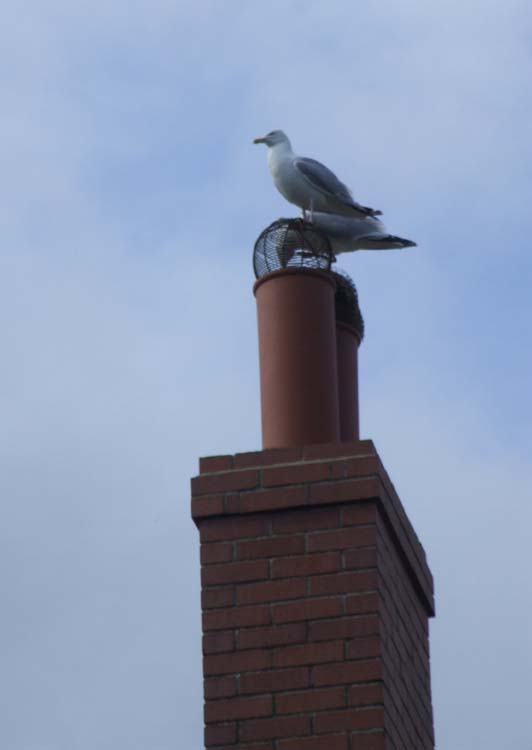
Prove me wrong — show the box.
[349,731,385,750]
[240,667,310,694]
[344,547,378,570]
[330,456,380,479]
[272,551,341,579]
[205,695,273,723]
[348,683,384,707]
[237,578,306,606]
[200,455,234,473]
[202,559,269,586]
[273,596,343,624]
[192,469,258,496]
[342,504,378,525]
[237,536,305,560]
[204,648,271,676]
[346,637,381,660]
[201,542,234,565]
[237,623,306,650]
[204,676,237,699]
[228,486,307,514]
[195,451,435,750]
[273,640,343,668]
[278,734,347,750]
[205,723,236,747]
[345,593,379,615]
[199,516,270,542]
[276,687,345,714]
[234,447,302,468]
[310,570,378,596]
[313,659,382,686]
[303,440,376,460]
[273,507,340,534]
[309,615,379,642]
[315,707,385,734]
[192,494,225,517]
[263,462,331,487]
[202,587,235,610]
[240,715,311,742]
[308,526,377,553]
[203,604,270,631]
[309,478,380,506]
[203,631,234,654]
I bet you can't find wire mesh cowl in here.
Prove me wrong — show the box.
[253,218,334,279]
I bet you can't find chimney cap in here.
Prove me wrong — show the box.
[253,218,333,279]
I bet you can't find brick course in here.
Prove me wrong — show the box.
[309,614,379,642]
[240,715,311,742]
[240,667,310,695]
[237,623,306,650]
[205,695,273,723]
[278,735,347,750]
[275,686,345,714]
[202,560,269,587]
[272,596,344,624]
[192,441,434,749]
[204,676,237,699]
[271,551,341,579]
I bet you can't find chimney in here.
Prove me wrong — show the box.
[191,221,435,749]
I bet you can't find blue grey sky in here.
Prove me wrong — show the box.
[1,2,531,748]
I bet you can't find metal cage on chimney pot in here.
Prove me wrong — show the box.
[253,218,334,279]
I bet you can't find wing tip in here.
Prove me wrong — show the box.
[389,237,417,248]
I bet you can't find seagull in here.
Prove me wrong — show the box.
[309,212,416,255]
[253,130,381,220]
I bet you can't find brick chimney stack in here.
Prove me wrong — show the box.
[191,266,435,749]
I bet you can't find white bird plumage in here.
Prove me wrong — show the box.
[309,212,416,255]
[253,130,381,220]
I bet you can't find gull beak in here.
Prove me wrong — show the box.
[253,136,266,144]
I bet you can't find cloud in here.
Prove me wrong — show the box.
[0,1,531,748]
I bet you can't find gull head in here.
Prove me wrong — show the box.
[253,130,291,148]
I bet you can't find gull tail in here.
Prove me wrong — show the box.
[357,233,417,249]
[383,235,416,248]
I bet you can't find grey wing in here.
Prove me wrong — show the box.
[294,157,353,203]
[294,157,381,216]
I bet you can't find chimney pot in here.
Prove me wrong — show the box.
[254,268,340,449]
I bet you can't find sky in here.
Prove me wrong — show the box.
[1,1,531,748]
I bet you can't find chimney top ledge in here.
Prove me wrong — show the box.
[199,439,377,475]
